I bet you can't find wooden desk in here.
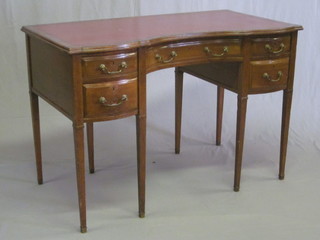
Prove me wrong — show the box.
[21,10,302,232]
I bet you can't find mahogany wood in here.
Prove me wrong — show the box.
[249,57,289,93]
[175,67,183,154]
[216,87,224,146]
[279,31,298,179]
[73,123,87,233]
[146,39,242,73]
[176,30,301,192]
[81,51,137,83]
[26,36,43,185]
[83,78,138,120]
[86,122,95,174]
[234,95,248,191]
[179,63,240,92]
[71,54,87,232]
[28,37,74,119]
[136,47,147,218]
[251,34,291,59]
[29,92,43,185]
[279,89,293,179]
[22,10,302,232]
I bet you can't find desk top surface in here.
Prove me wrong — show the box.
[22,10,302,54]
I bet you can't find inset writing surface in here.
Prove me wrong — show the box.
[22,10,302,53]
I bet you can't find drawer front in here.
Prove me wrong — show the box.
[249,58,289,93]
[84,78,138,119]
[146,39,242,72]
[82,52,137,82]
[251,35,291,58]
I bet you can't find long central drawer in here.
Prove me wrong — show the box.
[146,39,242,72]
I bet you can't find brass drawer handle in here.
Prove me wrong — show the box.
[204,46,228,57]
[99,62,127,75]
[263,71,283,82]
[99,95,128,107]
[265,43,285,54]
[155,51,177,63]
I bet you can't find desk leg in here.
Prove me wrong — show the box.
[86,122,95,174]
[234,95,248,192]
[29,92,43,185]
[175,67,183,154]
[73,124,87,233]
[136,115,146,218]
[216,87,224,146]
[279,89,293,180]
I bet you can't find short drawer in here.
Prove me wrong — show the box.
[83,78,138,120]
[146,39,242,72]
[251,35,291,58]
[82,52,137,82]
[249,58,289,93]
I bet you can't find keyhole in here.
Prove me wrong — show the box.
[112,85,119,92]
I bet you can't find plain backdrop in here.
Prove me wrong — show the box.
[0,1,319,239]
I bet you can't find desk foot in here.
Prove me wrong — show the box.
[89,169,95,174]
[139,212,145,218]
[80,226,87,233]
[175,149,180,154]
[216,141,221,146]
[233,186,240,192]
[278,174,285,180]
[38,180,43,185]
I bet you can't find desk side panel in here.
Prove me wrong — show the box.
[28,36,74,118]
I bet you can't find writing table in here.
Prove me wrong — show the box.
[21,10,302,232]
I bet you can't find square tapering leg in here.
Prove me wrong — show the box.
[234,95,248,192]
[175,67,184,154]
[86,122,95,174]
[73,123,87,233]
[136,115,146,218]
[30,92,43,185]
[279,89,293,180]
[216,87,224,146]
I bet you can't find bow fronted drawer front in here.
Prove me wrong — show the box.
[249,58,289,94]
[83,78,138,121]
[251,35,291,59]
[146,39,242,73]
[81,52,137,83]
